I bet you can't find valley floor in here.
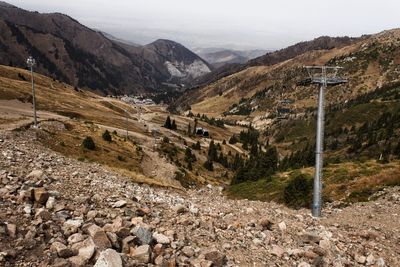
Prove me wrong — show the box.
[0,128,399,267]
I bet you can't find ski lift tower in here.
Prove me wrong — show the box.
[304,66,347,217]
[27,56,37,127]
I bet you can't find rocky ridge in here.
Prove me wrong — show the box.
[0,3,211,95]
[0,127,399,266]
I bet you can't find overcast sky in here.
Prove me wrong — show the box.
[6,0,400,50]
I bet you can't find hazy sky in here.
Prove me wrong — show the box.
[6,0,400,50]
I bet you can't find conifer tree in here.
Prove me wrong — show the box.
[208,140,218,161]
[164,116,172,129]
[193,118,198,135]
[171,119,177,130]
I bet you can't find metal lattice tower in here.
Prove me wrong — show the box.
[304,66,347,217]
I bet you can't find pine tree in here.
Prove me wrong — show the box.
[203,159,213,171]
[229,134,238,144]
[208,140,218,161]
[171,120,177,130]
[187,161,193,170]
[394,142,400,158]
[193,119,198,135]
[164,116,172,129]
[102,130,112,142]
[187,123,192,136]
[185,147,196,163]
[192,141,201,150]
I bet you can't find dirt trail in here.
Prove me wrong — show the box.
[0,99,68,130]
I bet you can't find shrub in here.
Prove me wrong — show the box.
[203,159,214,171]
[229,134,238,144]
[283,173,312,209]
[165,117,171,128]
[192,141,201,150]
[102,130,112,142]
[82,136,95,150]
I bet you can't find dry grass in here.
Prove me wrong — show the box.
[0,64,246,188]
[37,120,183,189]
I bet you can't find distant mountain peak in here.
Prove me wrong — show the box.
[0,1,16,8]
[0,2,212,94]
[151,39,180,44]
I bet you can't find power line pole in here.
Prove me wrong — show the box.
[27,56,37,127]
[125,109,129,140]
[304,66,347,217]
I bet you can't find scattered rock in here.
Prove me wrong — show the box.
[134,227,153,245]
[136,207,151,217]
[112,200,127,208]
[376,258,385,267]
[278,221,287,231]
[94,249,122,267]
[173,205,187,214]
[355,254,366,264]
[366,254,375,265]
[6,223,17,238]
[86,224,112,250]
[33,187,49,204]
[68,233,86,245]
[131,245,151,264]
[121,236,136,254]
[271,245,284,258]
[181,246,195,257]
[51,241,74,258]
[298,262,311,267]
[153,232,170,244]
[23,204,32,215]
[35,209,52,221]
[64,219,84,233]
[69,238,96,266]
[46,196,56,210]
[319,239,331,250]
[259,219,273,230]
[0,130,399,266]
[27,169,44,180]
[203,249,226,267]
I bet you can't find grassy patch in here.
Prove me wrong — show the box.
[227,159,400,206]
[37,120,142,174]
[345,188,380,203]
[226,175,287,202]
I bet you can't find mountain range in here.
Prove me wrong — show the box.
[0,1,212,95]
[194,48,269,68]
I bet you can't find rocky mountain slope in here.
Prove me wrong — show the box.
[0,2,211,95]
[199,50,247,68]
[173,29,400,120]
[189,36,362,88]
[196,49,268,68]
[145,40,212,82]
[0,128,399,266]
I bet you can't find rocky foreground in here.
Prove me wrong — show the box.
[0,128,399,267]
